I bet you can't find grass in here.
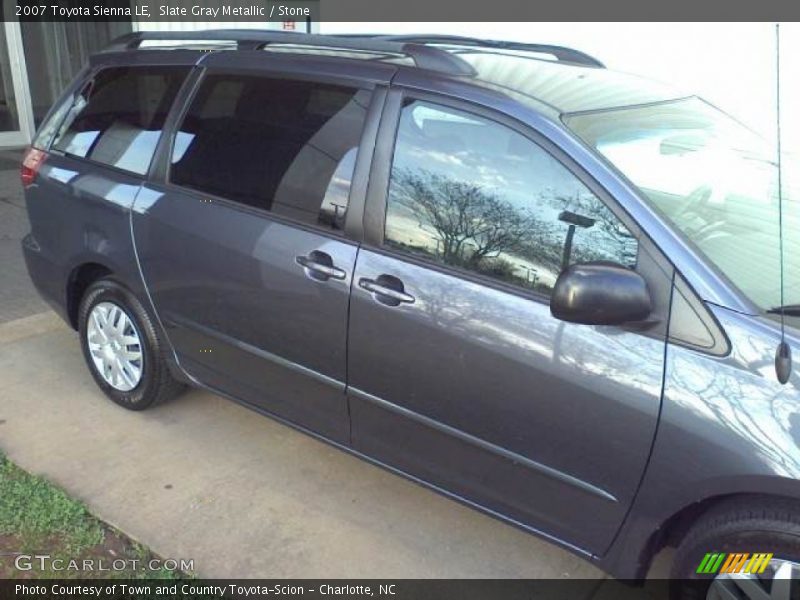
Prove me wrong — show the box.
[0,453,186,579]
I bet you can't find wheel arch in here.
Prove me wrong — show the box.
[636,491,800,579]
[66,261,115,330]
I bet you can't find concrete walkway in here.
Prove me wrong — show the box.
[0,312,617,580]
[0,162,49,324]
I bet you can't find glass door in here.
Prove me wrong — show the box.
[0,21,34,147]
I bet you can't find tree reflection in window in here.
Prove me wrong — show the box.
[384,101,639,296]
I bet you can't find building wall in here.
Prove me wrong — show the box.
[21,21,132,125]
[134,20,316,36]
[322,22,800,154]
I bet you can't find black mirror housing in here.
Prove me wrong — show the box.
[550,262,653,326]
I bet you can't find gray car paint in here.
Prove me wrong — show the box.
[132,183,358,443]
[21,44,800,581]
[348,244,669,555]
[602,308,800,578]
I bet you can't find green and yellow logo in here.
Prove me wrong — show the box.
[696,552,774,575]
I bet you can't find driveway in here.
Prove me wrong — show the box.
[0,154,49,324]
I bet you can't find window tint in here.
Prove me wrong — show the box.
[52,66,188,175]
[384,101,638,296]
[171,75,370,232]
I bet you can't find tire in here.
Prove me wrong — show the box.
[670,497,800,600]
[78,277,185,410]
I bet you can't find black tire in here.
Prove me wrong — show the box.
[670,497,800,600]
[78,277,185,410]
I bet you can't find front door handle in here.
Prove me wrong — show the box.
[359,275,415,307]
[296,251,347,282]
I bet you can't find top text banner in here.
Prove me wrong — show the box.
[6,1,320,22]
[4,0,800,21]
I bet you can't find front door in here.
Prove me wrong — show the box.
[347,93,672,554]
[134,65,380,443]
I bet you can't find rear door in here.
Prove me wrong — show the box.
[133,54,389,443]
[347,90,673,555]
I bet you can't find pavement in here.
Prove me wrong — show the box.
[0,152,49,324]
[0,160,670,588]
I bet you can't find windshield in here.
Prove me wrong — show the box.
[564,98,799,312]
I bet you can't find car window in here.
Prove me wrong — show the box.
[51,66,188,175]
[170,74,371,233]
[32,93,74,151]
[565,98,800,311]
[384,100,639,296]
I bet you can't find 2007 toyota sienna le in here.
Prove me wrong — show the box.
[20,30,800,596]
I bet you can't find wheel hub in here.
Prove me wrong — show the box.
[86,301,143,392]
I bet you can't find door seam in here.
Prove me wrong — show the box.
[344,243,361,446]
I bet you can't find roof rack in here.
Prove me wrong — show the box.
[105,30,477,77]
[373,34,605,68]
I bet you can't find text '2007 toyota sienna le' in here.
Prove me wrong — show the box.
[20,30,800,597]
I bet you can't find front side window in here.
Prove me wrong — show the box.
[170,74,370,232]
[52,66,188,175]
[565,98,800,312]
[384,100,638,296]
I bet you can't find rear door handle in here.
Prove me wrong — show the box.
[359,275,415,306]
[296,251,347,282]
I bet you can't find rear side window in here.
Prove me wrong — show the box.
[32,94,73,151]
[51,66,188,175]
[170,74,370,232]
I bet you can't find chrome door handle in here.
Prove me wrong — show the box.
[296,251,347,282]
[359,275,415,306]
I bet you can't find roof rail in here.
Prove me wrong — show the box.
[105,30,477,77]
[374,34,605,68]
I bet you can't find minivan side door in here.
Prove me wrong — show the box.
[133,55,389,443]
[347,90,673,555]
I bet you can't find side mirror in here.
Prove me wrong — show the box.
[550,262,653,326]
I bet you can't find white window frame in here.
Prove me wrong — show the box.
[0,20,35,147]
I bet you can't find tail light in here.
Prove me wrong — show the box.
[21,147,46,186]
